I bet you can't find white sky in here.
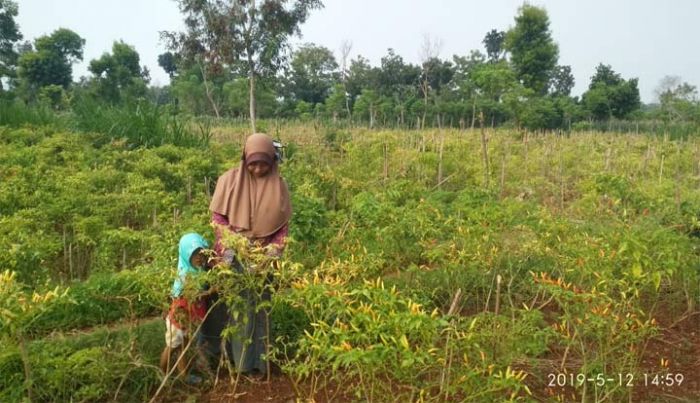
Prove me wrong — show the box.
[15,0,700,103]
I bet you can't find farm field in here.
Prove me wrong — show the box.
[1,122,699,402]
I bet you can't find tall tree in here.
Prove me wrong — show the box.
[654,75,698,123]
[549,65,574,96]
[482,29,505,62]
[472,59,520,126]
[88,41,149,103]
[376,48,419,97]
[338,40,352,118]
[17,28,84,93]
[169,0,323,132]
[287,43,338,105]
[157,51,179,78]
[377,48,420,125]
[505,4,559,95]
[0,0,21,90]
[453,50,486,128]
[345,55,377,107]
[323,83,348,121]
[582,63,640,120]
[418,34,442,128]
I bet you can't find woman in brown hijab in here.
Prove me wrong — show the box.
[205,133,291,376]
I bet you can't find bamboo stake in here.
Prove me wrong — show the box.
[437,131,445,188]
[559,140,565,211]
[19,338,33,402]
[63,226,67,277]
[479,112,490,188]
[494,274,502,316]
[383,141,389,184]
[499,139,508,199]
[439,289,462,399]
[68,242,73,280]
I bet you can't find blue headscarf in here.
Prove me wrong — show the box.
[171,233,209,297]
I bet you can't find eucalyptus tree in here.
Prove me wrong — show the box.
[166,0,323,131]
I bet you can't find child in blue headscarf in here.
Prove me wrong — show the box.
[160,233,213,382]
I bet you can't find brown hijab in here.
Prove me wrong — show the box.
[209,133,291,239]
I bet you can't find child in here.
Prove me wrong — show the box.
[160,232,213,383]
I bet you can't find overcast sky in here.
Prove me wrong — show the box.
[15,0,700,103]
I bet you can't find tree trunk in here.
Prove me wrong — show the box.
[248,59,256,134]
[422,88,428,130]
[247,1,257,134]
[345,90,351,121]
[470,97,477,130]
[199,62,220,119]
[437,131,445,187]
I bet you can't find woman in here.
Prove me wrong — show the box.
[205,133,291,376]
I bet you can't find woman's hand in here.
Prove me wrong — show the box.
[264,244,282,258]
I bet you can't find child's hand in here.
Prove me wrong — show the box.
[199,287,218,297]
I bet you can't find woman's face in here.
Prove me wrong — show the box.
[247,161,271,178]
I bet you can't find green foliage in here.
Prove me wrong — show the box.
[483,29,505,62]
[0,0,22,84]
[288,43,338,105]
[278,279,533,400]
[88,41,149,104]
[23,268,169,337]
[582,63,641,120]
[17,28,84,93]
[655,76,699,124]
[157,51,178,78]
[0,126,220,286]
[2,121,699,401]
[505,4,559,95]
[0,319,163,402]
[0,99,57,126]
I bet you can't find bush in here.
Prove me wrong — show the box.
[0,319,163,402]
[24,268,169,337]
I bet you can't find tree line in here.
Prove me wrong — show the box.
[1,0,698,132]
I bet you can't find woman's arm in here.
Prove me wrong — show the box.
[211,212,232,257]
[212,211,229,227]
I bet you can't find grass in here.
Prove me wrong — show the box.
[0,100,59,127]
[70,97,212,148]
